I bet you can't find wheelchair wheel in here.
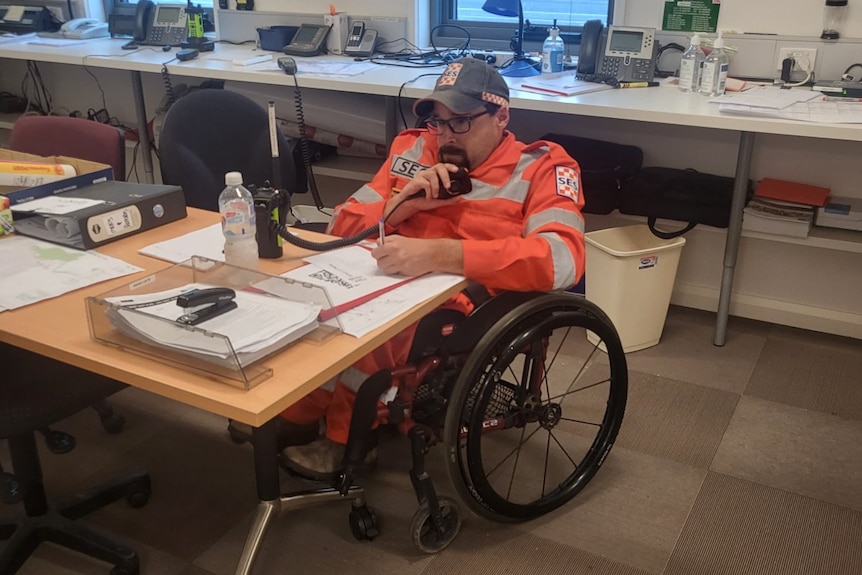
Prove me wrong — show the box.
[443,293,627,522]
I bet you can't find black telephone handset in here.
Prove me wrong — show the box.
[577,20,603,76]
[133,0,154,42]
[577,21,657,83]
[439,168,472,199]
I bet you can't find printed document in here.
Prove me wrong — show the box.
[280,245,464,337]
[0,235,141,311]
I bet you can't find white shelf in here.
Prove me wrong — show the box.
[312,155,380,181]
[744,225,862,253]
[589,210,862,254]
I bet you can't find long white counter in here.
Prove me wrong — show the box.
[2,37,861,344]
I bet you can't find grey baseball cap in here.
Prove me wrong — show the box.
[413,58,510,118]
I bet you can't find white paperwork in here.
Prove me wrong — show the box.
[280,245,464,338]
[710,86,822,110]
[515,73,614,97]
[714,87,862,123]
[0,235,142,311]
[12,196,105,215]
[138,223,225,263]
[105,283,321,366]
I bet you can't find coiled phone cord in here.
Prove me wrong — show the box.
[290,77,324,210]
[270,190,427,251]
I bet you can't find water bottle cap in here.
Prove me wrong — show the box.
[225,171,243,185]
[691,33,702,45]
[713,35,725,49]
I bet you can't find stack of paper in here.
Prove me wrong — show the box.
[106,283,320,367]
[711,87,822,118]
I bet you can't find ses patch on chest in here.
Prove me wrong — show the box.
[555,166,579,202]
[390,155,428,179]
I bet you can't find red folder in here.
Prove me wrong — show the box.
[755,178,830,207]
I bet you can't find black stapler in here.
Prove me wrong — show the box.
[175,287,237,325]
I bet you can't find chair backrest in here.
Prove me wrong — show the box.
[9,116,127,182]
[158,89,300,212]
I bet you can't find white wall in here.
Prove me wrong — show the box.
[623,0,861,38]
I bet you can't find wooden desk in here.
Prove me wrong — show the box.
[0,208,466,573]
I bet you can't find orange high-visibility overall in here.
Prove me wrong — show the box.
[281,130,586,443]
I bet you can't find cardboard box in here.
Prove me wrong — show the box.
[815,196,862,232]
[0,149,114,206]
[12,180,187,250]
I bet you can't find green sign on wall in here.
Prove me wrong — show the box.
[662,0,721,33]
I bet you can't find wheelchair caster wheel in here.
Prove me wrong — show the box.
[42,429,76,454]
[1,472,22,504]
[410,496,462,553]
[126,490,150,509]
[101,413,125,434]
[349,505,379,541]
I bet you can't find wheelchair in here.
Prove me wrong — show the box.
[322,290,628,553]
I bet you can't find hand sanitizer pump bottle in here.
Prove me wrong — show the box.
[679,33,706,93]
[700,33,729,97]
[542,20,565,74]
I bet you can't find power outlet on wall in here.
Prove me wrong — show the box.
[776,48,818,73]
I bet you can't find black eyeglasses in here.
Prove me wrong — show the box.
[425,110,490,135]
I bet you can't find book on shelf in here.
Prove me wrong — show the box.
[742,198,815,239]
[755,178,830,207]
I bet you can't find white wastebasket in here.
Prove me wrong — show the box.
[585,225,686,353]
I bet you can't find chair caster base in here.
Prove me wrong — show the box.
[349,505,379,541]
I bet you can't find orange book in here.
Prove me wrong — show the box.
[755,178,830,207]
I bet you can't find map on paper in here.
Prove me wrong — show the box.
[0,236,142,311]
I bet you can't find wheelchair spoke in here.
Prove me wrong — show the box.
[546,377,612,404]
[506,425,529,500]
[484,425,541,479]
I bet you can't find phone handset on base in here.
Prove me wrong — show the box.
[577,21,657,84]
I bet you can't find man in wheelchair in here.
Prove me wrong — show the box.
[279,57,590,477]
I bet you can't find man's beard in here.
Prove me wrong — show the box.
[438,145,470,170]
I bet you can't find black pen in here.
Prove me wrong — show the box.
[618,81,659,89]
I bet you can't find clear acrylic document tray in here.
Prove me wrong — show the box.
[86,256,340,390]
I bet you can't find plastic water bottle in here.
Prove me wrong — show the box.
[218,171,259,270]
[700,33,729,97]
[541,21,565,74]
[679,33,706,93]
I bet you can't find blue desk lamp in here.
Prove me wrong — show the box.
[482,0,541,77]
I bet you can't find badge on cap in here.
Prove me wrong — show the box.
[555,166,579,202]
[438,62,463,86]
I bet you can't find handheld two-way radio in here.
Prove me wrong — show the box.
[181,1,214,52]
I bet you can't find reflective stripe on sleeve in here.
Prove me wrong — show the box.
[524,207,584,236]
[538,231,577,290]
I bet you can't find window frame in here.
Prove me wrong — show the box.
[428,0,617,53]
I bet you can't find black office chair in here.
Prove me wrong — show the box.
[159,88,303,212]
[0,343,150,575]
